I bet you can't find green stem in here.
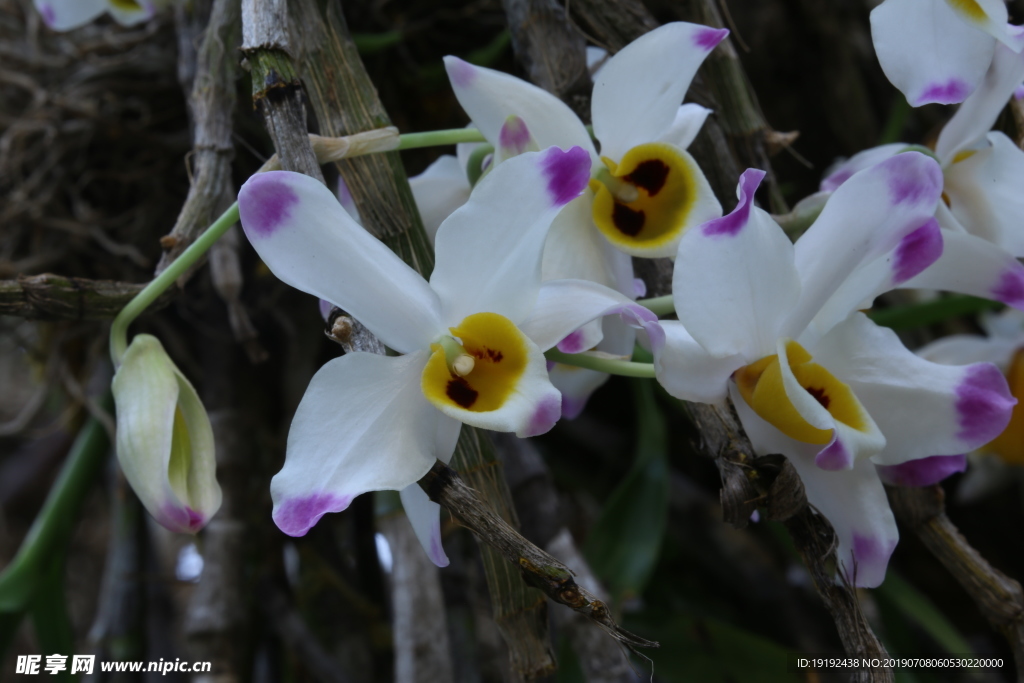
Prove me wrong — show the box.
[396,128,488,150]
[545,349,656,378]
[109,203,240,366]
[637,295,674,317]
[0,398,112,612]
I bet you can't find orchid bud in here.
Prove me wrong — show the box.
[112,334,221,533]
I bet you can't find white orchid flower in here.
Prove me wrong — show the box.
[34,0,156,31]
[652,154,1015,587]
[870,0,1024,106]
[112,334,222,534]
[408,23,724,416]
[820,44,1024,310]
[444,22,724,269]
[237,148,661,566]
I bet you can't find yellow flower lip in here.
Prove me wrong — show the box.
[590,142,699,254]
[422,312,529,414]
[735,340,871,447]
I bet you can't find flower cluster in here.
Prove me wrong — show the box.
[105,16,1021,594]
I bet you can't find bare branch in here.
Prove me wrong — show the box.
[888,484,1024,677]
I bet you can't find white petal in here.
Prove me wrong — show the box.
[673,169,799,360]
[814,313,1015,466]
[399,484,449,567]
[657,104,713,151]
[587,45,609,78]
[239,171,443,354]
[409,155,471,244]
[791,450,899,589]
[819,144,906,192]
[541,193,635,293]
[945,132,1024,256]
[271,351,443,537]
[430,147,592,327]
[871,0,995,106]
[808,217,943,338]
[517,279,660,352]
[901,230,1024,310]
[787,152,943,336]
[937,44,1024,161]
[592,22,728,161]
[34,0,105,30]
[654,322,745,404]
[917,334,1018,368]
[444,57,597,159]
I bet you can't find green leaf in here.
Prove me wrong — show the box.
[30,559,75,681]
[875,570,974,655]
[627,614,801,683]
[0,404,110,612]
[584,379,669,601]
[867,296,1000,331]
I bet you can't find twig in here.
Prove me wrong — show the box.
[155,0,240,276]
[888,485,1024,678]
[419,460,658,652]
[0,274,171,320]
[450,428,557,677]
[496,433,635,682]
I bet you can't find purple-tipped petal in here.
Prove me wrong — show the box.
[540,146,591,207]
[955,363,1016,446]
[916,78,972,105]
[499,115,533,157]
[884,153,944,206]
[159,504,207,535]
[616,303,665,354]
[239,173,300,239]
[815,436,853,471]
[694,27,729,51]
[892,218,943,284]
[557,329,588,354]
[848,532,898,586]
[274,493,353,537]
[632,278,647,298]
[701,168,766,238]
[993,266,1024,308]
[447,56,476,87]
[522,394,562,437]
[876,454,967,487]
[39,2,56,26]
